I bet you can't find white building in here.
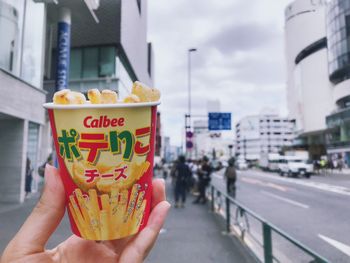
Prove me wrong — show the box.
[285,0,333,159]
[285,0,350,164]
[235,113,295,161]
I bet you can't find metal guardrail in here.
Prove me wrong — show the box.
[209,184,329,263]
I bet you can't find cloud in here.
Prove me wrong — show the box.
[205,23,278,54]
[148,0,291,146]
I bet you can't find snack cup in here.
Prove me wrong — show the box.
[43,101,160,240]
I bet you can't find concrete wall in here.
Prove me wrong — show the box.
[285,0,330,133]
[0,70,46,124]
[120,0,153,86]
[297,50,333,132]
[0,119,27,203]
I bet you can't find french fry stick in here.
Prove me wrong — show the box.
[86,189,101,240]
[121,184,141,236]
[110,185,119,216]
[74,189,96,239]
[69,203,86,238]
[100,210,109,240]
[114,189,128,235]
[69,195,94,239]
[130,200,147,234]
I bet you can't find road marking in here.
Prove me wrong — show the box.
[261,191,309,209]
[241,170,350,196]
[319,234,350,257]
[242,177,288,192]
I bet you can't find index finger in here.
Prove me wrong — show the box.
[151,179,166,209]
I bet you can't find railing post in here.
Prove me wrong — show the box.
[211,186,215,212]
[263,223,273,263]
[225,197,231,233]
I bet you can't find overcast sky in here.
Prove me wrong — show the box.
[148,0,292,147]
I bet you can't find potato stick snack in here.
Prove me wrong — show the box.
[45,85,159,240]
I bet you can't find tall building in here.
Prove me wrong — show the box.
[235,113,295,161]
[285,0,332,159]
[285,0,350,164]
[0,0,46,203]
[42,0,155,159]
[325,0,350,164]
[44,0,154,97]
[0,0,154,204]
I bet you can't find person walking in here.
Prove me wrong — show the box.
[25,157,33,198]
[174,155,191,208]
[193,156,212,204]
[225,158,237,198]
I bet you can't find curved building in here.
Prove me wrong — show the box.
[326,0,350,164]
[285,0,333,158]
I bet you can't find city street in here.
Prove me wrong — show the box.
[212,169,350,262]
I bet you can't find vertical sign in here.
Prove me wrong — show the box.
[55,8,71,91]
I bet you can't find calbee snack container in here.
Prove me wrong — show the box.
[44,101,159,240]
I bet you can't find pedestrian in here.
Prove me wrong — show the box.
[338,158,343,172]
[173,155,191,208]
[38,154,53,178]
[193,156,212,204]
[225,158,237,197]
[1,164,170,263]
[25,157,33,198]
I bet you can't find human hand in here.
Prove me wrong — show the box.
[1,165,170,263]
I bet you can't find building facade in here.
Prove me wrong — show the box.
[235,114,295,161]
[0,0,46,203]
[285,0,333,159]
[0,0,154,204]
[285,0,350,164]
[325,0,350,164]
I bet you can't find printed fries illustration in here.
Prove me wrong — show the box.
[53,81,160,105]
[68,184,147,240]
[71,160,150,193]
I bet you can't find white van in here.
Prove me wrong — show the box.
[278,156,313,178]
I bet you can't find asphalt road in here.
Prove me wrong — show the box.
[212,169,350,263]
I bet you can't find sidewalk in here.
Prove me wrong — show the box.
[0,182,255,263]
[145,180,255,263]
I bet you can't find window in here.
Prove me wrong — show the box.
[69,46,116,80]
[0,0,24,75]
[21,0,45,87]
[82,47,98,78]
[99,46,115,77]
[136,0,141,13]
[70,49,82,79]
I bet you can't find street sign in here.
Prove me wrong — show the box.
[186,141,193,149]
[186,131,193,138]
[208,112,231,131]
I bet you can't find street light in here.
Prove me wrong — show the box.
[186,48,197,157]
[188,48,197,118]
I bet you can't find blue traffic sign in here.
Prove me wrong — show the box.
[208,112,231,131]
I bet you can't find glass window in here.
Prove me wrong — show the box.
[27,121,39,191]
[116,56,133,98]
[0,0,24,75]
[82,47,98,78]
[21,0,45,87]
[70,49,82,79]
[99,47,115,77]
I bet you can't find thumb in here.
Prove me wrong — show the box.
[4,164,66,256]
